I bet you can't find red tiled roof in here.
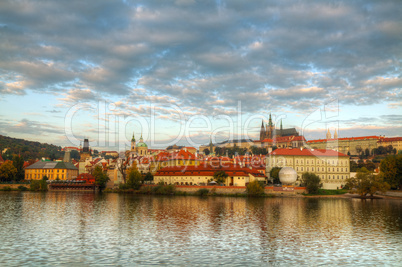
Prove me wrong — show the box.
[155,164,265,177]
[274,135,306,142]
[270,148,348,157]
[378,137,402,142]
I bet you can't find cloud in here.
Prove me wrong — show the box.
[0,118,64,136]
[0,0,400,123]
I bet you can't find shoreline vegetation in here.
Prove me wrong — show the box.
[1,183,401,199]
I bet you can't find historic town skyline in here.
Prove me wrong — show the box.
[0,1,401,149]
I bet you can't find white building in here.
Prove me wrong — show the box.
[266,148,350,189]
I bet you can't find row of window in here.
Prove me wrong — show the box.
[295,166,349,172]
[27,169,65,173]
[25,174,64,179]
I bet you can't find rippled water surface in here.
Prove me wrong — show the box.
[0,192,401,266]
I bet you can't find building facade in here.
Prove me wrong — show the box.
[266,148,350,189]
[307,136,380,156]
[25,161,78,180]
[154,164,266,186]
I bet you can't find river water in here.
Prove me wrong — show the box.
[0,192,401,266]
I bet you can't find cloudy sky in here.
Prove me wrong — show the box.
[0,0,401,150]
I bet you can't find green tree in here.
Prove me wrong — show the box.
[269,167,281,184]
[246,180,264,196]
[213,170,228,184]
[0,161,17,182]
[144,172,153,182]
[346,167,390,197]
[126,168,142,190]
[365,148,370,158]
[13,155,25,181]
[126,168,143,190]
[380,154,402,189]
[204,148,210,155]
[70,150,80,160]
[93,165,110,192]
[301,172,321,194]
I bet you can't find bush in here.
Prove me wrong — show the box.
[196,188,209,196]
[30,180,48,191]
[2,186,12,191]
[246,181,264,196]
[18,185,28,191]
[154,184,176,195]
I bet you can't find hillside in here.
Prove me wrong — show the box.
[0,135,63,161]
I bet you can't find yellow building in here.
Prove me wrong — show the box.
[25,161,78,180]
[267,148,350,189]
[307,135,380,155]
[377,137,402,153]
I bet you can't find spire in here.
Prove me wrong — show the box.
[131,132,136,142]
[140,132,143,142]
[261,120,265,128]
[326,129,331,139]
[334,129,338,139]
[269,113,272,126]
[280,119,283,131]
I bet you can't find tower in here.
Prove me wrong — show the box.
[334,129,338,139]
[267,113,275,139]
[259,120,266,140]
[131,132,136,151]
[326,129,332,139]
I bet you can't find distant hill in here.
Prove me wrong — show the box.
[0,135,63,161]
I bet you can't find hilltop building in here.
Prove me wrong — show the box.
[307,131,380,155]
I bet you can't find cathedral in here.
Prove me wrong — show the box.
[259,114,299,140]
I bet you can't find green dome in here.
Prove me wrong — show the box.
[136,142,148,148]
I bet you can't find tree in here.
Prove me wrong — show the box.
[117,158,128,184]
[365,148,370,158]
[214,147,222,156]
[301,172,321,194]
[269,167,281,184]
[70,150,80,160]
[93,165,110,192]
[13,155,25,181]
[126,168,143,190]
[346,168,390,197]
[246,180,264,196]
[213,170,228,184]
[0,161,17,182]
[144,172,153,182]
[380,154,402,189]
[204,148,210,155]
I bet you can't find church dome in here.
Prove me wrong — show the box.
[136,142,148,148]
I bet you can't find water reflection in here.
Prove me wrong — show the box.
[0,192,401,266]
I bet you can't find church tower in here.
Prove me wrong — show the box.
[334,129,338,139]
[259,120,266,140]
[131,132,136,151]
[326,129,332,139]
[267,113,275,139]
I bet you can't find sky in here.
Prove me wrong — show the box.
[0,0,401,151]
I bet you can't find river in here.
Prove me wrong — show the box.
[0,192,401,266]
